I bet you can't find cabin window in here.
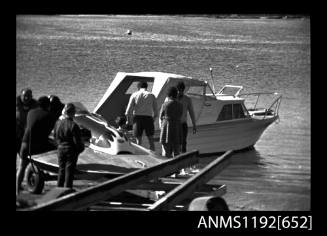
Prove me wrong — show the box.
[217,104,232,121]
[186,85,205,97]
[125,81,154,94]
[217,103,246,121]
[233,104,246,119]
[218,86,243,96]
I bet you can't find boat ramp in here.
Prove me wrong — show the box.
[17,150,233,211]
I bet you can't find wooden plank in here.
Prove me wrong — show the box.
[148,150,233,211]
[26,150,199,211]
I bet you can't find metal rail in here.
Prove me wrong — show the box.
[240,92,282,119]
[148,150,233,211]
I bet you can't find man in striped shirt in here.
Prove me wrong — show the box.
[125,81,158,151]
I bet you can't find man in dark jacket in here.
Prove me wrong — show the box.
[16,88,38,154]
[54,103,84,188]
[16,96,56,195]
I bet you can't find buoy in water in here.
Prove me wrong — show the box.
[126,30,132,35]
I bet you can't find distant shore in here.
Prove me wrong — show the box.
[37,14,309,20]
[181,14,309,19]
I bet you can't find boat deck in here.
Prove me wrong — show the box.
[31,147,165,176]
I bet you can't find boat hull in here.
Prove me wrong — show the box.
[144,116,277,155]
[31,146,165,177]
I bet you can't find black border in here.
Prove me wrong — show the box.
[12,4,318,234]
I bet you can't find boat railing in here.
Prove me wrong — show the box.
[240,92,282,119]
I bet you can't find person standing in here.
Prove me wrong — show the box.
[176,82,197,153]
[125,81,158,151]
[16,88,38,154]
[16,96,56,195]
[159,87,183,158]
[54,103,84,188]
[49,95,65,121]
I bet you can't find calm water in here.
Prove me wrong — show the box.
[16,15,310,210]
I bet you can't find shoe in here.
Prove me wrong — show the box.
[188,165,200,174]
[178,169,187,176]
[190,168,200,174]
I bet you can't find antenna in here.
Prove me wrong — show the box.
[209,67,216,94]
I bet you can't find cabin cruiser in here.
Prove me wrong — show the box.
[22,72,282,194]
[93,72,282,155]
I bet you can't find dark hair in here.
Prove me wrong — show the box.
[49,95,60,104]
[21,88,32,95]
[167,86,178,99]
[115,116,126,127]
[176,81,185,92]
[206,197,229,211]
[138,81,148,89]
[38,96,50,109]
[65,103,76,115]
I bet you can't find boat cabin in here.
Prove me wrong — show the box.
[90,72,281,154]
[93,72,251,129]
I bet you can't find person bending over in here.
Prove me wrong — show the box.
[125,81,158,151]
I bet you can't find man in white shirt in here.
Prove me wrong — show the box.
[125,81,158,151]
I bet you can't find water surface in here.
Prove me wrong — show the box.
[16,15,310,210]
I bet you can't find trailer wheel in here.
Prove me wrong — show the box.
[188,196,229,211]
[206,197,229,211]
[26,164,45,194]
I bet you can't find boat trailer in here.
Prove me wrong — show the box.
[19,150,233,211]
